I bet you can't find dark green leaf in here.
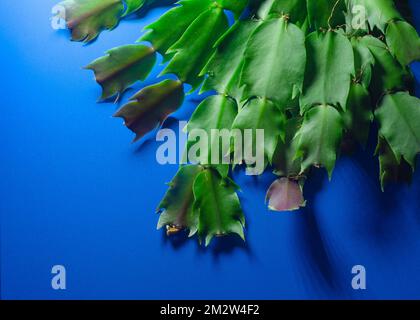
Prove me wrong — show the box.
[351,37,375,88]
[360,35,408,94]
[375,136,412,190]
[343,83,373,146]
[272,117,302,177]
[386,20,420,66]
[157,165,204,236]
[193,168,245,246]
[306,0,346,30]
[375,92,420,167]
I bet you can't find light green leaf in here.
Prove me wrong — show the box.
[193,168,245,246]
[375,92,420,167]
[162,5,229,90]
[140,0,213,55]
[296,104,344,177]
[232,97,286,165]
[186,95,238,177]
[257,0,307,25]
[300,31,355,112]
[386,20,420,66]
[114,79,184,142]
[85,44,156,101]
[201,20,260,102]
[157,165,204,236]
[240,17,306,105]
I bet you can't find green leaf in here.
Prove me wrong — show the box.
[375,92,420,167]
[201,20,260,102]
[296,104,344,177]
[186,95,238,177]
[351,37,375,88]
[232,97,286,165]
[375,136,412,190]
[162,5,229,89]
[59,0,150,42]
[272,117,302,177]
[348,0,401,32]
[255,0,273,19]
[300,31,355,112]
[140,0,213,55]
[193,168,245,246]
[343,83,373,146]
[215,0,249,18]
[85,44,156,101]
[266,178,305,212]
[386,20,420,66]
[306,0,346,30]
[123,0,147,16]
[257,0,307,25]
[240,17,306,105]
[157,165,204,236]
[360,35,408,94]
[114,79,184,142]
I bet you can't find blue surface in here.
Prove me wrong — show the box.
[1,0,420,300]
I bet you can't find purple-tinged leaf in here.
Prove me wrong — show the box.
[114,79,184,142]
[266,178,305,212]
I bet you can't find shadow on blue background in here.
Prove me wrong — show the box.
[1,0,419,299]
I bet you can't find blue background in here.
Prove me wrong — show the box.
[1,0,420,300]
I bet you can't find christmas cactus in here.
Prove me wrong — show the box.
[53,0,420,246]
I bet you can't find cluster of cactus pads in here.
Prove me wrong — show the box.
[56,0,420,245]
